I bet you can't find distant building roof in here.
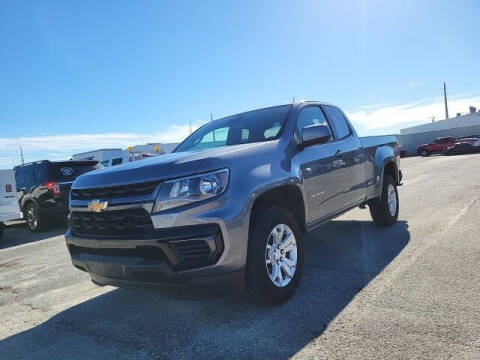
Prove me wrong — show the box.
[73,148,123,157]
[400,112,480,135]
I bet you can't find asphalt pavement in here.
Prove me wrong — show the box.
[1,154,479,359]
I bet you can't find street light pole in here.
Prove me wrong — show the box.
[443,82,449,119]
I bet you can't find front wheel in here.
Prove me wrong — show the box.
[369,175,399,226]
[246,206,304,306]
[420,150,430,157]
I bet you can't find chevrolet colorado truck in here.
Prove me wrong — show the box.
[65,102,402,305]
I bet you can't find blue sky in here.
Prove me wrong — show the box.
[1,0,479,168]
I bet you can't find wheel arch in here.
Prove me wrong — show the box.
[383,160,399,184]
[249,185,307,234]
[377,160,399,203]
[21,198,40,215]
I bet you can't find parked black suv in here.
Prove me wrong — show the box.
[15,160,98,232]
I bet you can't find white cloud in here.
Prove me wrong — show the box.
[406,81,427,89]
[346,95,480,134]
[0,122,205,169]
[2,94,479,169]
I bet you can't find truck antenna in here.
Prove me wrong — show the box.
[20,146,24,165]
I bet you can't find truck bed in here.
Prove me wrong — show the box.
[359,135,398,149]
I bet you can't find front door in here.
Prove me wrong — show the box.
[298,106,346,222]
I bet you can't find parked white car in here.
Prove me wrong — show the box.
[0,169,21,239]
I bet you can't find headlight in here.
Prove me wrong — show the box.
[153,169,229,212]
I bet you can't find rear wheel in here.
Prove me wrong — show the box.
[0,223,4,240]
[369,175,399,226]
[246,206,304,305]
[25,203,47,232]
[420,150,430,157]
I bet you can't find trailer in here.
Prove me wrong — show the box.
[0,169,21,239]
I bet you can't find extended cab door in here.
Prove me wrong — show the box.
[321,105,366,207]
[298,105,347,222]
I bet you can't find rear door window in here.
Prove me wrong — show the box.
[34,163,49,183]
[26,166,35,188]
[241,128,250,142]
[15,168,26,189]
[322,105,351,139]
[111,158,123,166]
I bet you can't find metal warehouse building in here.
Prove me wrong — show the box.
[396,107,480,155]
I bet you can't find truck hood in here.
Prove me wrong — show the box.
[72,142,274,189]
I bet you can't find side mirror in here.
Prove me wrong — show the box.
[300,124,332,149]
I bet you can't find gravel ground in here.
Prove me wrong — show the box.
[1,154,479,359]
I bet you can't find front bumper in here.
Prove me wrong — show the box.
[65,224,245,297]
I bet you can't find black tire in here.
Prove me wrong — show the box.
[246,205,304,306]
[369,175,399,226]
[420,150,430,157]
[25,203,47,232]
[0,223,4,240]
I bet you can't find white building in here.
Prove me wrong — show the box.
[72,142,180,168]
[72,148,129,167]
[396,108,480,154]
[130,143,179,156]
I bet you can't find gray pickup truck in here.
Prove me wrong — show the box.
[66,101,402,305]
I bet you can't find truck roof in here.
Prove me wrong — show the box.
[14,160,98,169]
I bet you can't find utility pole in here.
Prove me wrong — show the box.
[443,82,449,119]
[20,146,24,165]
[189,120,192,134]
[210,113,213,122]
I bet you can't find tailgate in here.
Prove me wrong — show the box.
[57,182,73,207]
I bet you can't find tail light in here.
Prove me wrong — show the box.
[44,181,61,195]
[5,184,12,193]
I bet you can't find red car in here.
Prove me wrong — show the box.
[416,136,456,156]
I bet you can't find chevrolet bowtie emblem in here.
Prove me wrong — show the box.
[88,200,108,213]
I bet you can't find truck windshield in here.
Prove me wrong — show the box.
[174,105,292,153]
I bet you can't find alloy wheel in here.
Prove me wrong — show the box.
[26,207,38,230]
[265,224,297,287]
[387,184,397,217]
